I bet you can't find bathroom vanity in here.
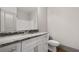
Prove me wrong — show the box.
[0,7,48,52]
[0,32,48,52]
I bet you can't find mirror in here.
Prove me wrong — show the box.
[16,7,38,31]
[0,7,38,36]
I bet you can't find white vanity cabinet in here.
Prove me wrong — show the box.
[37,35,48,52]
[0,42,21,52]
[22,34,48,52]
[22,37,41,52]
[0,33,48,52]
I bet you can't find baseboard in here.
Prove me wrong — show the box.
[57,44,79,52]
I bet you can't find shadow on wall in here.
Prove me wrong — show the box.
[49,35,54,40]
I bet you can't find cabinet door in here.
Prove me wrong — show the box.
[0,42,21,52]
[37,42,48,52]
[22,43,36,52]
[22,34,48,52]
[22,37,40,52]
[37,35,48,52]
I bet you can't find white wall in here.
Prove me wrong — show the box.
[38,7,48,32]
[48,7,79,49]
[0,9,1,32]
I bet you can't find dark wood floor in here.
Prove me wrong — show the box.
[57,47,67,52]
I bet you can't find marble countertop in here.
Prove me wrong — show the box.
[0,32,48,46]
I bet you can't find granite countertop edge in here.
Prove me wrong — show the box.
[0,32,48,47]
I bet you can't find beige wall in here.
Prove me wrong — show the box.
[48,7,79,49]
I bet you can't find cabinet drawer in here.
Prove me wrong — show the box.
[0,42,21,52]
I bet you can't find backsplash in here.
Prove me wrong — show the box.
[0,30,39,37]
